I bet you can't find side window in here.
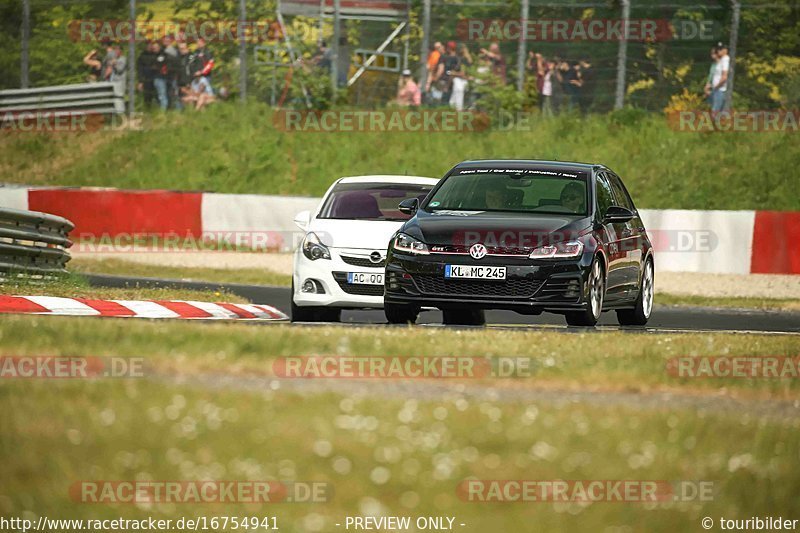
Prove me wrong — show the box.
[595,173,614,218]
[607,173,635,211]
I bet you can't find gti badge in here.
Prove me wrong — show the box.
[469,243,487,260]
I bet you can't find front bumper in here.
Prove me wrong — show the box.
[293,247,387,309]
[384,252,592,314]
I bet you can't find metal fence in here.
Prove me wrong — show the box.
[8,0,795,112]
[0,208,74,275]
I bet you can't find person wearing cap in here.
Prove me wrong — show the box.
[710,42,730,113]
[397,69,421,107]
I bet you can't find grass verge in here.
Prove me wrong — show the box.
[69,258,292,287]
[1,106,796,211]
[0,273,248,303]
[1,377,798,532]
[0,315,798,399]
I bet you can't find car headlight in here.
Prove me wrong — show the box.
[302,232,331,260]
[529,240,584,259]
[392,233,429,255]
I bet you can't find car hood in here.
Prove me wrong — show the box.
[308,219,408,250]
[402,210,592,248]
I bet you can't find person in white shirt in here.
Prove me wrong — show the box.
[711,42,730,113]
[538,56,555,118]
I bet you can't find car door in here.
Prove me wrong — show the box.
[606,172,643,297]
[594,172,625,301]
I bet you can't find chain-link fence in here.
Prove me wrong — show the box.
[4,0,798,115]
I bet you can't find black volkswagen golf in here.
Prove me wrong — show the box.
[383,160,654,326]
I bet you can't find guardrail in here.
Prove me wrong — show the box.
[0,207,74,275]
[0,82,125,115]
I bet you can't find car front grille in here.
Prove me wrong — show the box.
[332,272,385,296]
[340,255,385,268]
[430,245,532,256]
[411,274,544,299]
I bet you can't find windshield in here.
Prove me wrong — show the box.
[319,182,433,221]
[425,168,589,216]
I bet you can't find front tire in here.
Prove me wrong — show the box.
[442,308,486,326]
[617,258,654,326]
[565,257,605,327]
[385,303,419,324]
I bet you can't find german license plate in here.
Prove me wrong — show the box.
[347,272,384,285]
[444,265,506,280]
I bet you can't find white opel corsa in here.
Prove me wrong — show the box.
[292,175,439,322]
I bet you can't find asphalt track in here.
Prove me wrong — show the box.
[85,273,800,333]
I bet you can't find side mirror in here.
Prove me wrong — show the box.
[398,198,419,216]
[603,206,635,223]
[293,210,311,230]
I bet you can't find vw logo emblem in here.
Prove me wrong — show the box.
[369,251,382,263]
[469,243,487,260]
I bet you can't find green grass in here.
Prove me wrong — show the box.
[1,377,799,532]
[70,257,292,287]
[0,105,797,210]
[658,294,800,312]
[2,316,799,530]
[0,272,247,303]
[1,315,798,398]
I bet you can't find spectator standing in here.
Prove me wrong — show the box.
[479,42,507,84]
[108,44,127,94]
[557,60,576,112]
[137,41,158,108]
[567,62,582,112]
[100,41,117,81]
[710,42,730,113]
[538,57,555,118]
[704,46,719,107]
[396,69,421,107]
[177,41,194,109]
[424,42,444,99]
[192,37,215,85]
[152,42,170,110]
[83,50,102,82]
[436,41,463,107]
[527,51,544,96]
[578,59,594,114]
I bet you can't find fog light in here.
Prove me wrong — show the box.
[302,280,317,293]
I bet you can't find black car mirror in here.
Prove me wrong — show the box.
[603,206,635,223]
[398,198,419,215]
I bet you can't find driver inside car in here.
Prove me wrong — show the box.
[560,181,586,213]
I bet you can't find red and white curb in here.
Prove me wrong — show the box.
[0,295,288,321]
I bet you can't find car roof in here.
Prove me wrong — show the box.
[337,175,439,185]
[454,159,603,171]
